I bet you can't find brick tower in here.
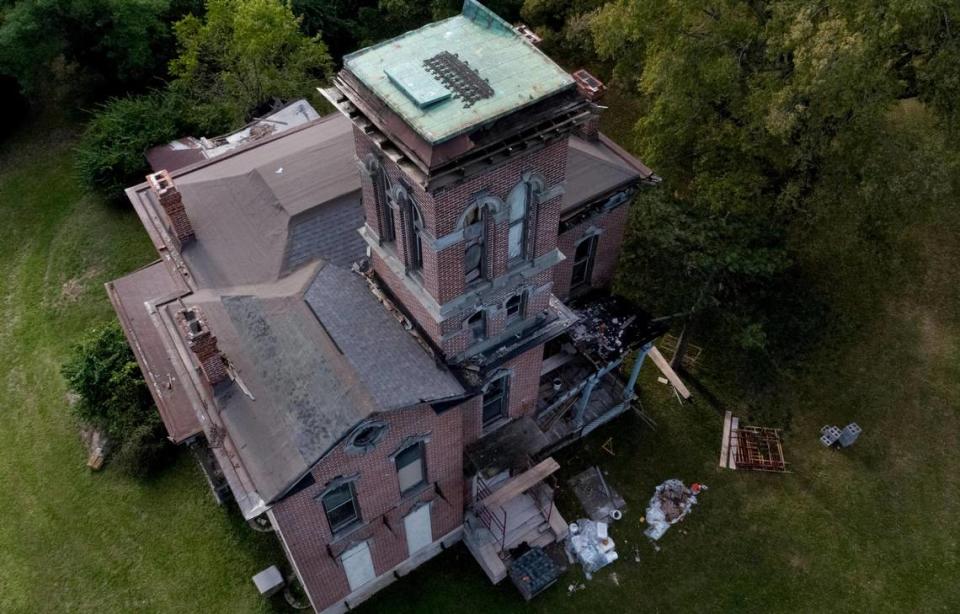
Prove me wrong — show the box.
[325,0,593,436]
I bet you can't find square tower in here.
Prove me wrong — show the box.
[324,1,592,418]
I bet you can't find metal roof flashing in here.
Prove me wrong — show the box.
[342,0,574,145]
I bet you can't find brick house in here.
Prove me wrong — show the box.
[107,2,665,611]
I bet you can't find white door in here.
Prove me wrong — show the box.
[403,503,433,557]
[341,541,376,592]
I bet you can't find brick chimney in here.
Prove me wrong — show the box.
[177,307,228,386]
[147,170,195,246]
[572,69,606,141]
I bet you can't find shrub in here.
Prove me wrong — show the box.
[62,322,171,476]
[75,92,182,198]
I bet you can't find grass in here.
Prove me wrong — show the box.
[0,117,282,613]
[2,107,958,614]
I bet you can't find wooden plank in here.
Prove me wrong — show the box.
[648,346,691,399]
[540,352,576,376]
[478,458,560,510]
[719,411,733,469]
[729,417,739,470]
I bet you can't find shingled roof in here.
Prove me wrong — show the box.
[130,113,365,289]
[177,262,463,503]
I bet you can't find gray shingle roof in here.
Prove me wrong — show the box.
[181,262,463,503]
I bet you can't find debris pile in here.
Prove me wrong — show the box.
[565,519,618,578]
[569,300,636,363]
[643,479,699,541]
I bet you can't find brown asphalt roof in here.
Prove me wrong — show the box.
[131,113,365,289]
[106,261,200,443]
[563,133,657,213]
[178,261,463,503]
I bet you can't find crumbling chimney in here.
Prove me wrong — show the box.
[572,69,606,141]
[177,307,228,386]
[147,170,195,246]
[515,24,542,46]
[577,108,602,141]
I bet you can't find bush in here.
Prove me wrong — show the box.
[75,92,182,198]
[62,323,171,476]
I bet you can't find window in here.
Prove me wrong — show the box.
[374,165,395,243]
[408,201,424,272]
[348,422,387,453]
[463,205,485,284]
[395,442,426,494]
[571,235,598,289]
[466,310,485,341]
[322,482,360,533]
[506,181,531,261]
[505,293,524,324]
[482,373,509,427]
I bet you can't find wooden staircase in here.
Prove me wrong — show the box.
[463,458,568,584]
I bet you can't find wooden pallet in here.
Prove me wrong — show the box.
[719,412,786,472]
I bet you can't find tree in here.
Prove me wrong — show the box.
[0,0,202,101]
[75,92,182,198]
[593,1,958,375]
[62,323,170,476]
[168,0,334,134]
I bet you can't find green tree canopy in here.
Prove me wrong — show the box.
[169,0,333,133]
[0,0,201,100]
[591,0,959,369]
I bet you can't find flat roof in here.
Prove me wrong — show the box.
[343,0,574,144]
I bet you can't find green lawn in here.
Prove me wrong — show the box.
[0,119,282,613]
[2,114,958,614]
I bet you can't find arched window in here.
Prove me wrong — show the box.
[463,204,485,284]
[504,291,525,324]
[408,201,424,272]
[374,165,395,243]
[466,310,485,340]
[506,181,531,261]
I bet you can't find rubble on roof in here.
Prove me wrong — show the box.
[146,99,321,172]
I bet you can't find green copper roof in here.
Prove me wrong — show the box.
[343,0,574,144]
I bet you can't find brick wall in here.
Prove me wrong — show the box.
[554,202,630,300]
[271,402,466,613]
[355,130,569,358]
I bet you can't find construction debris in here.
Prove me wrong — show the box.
[566,519,618,578]
[719,411,788,472]
[568,466,626,524]
[820,422,862,448]
[643,479,699,541]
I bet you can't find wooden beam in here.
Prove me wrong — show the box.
[648,346,691,399]
[729,417,739,470]
[719,410,732,469]
[478,457,560,510]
